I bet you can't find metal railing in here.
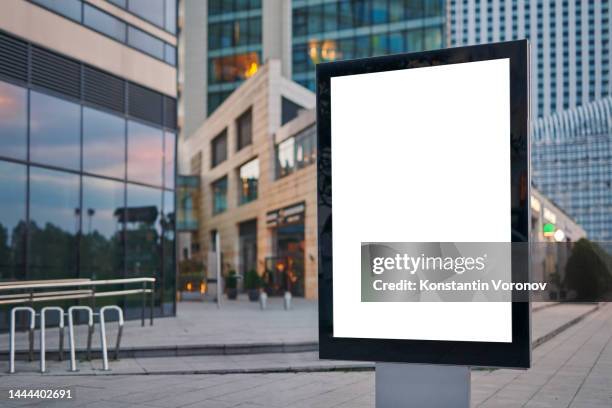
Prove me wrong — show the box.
[3,277,154,373]
[0,277,155,326]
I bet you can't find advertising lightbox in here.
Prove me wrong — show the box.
[317,40,531,368]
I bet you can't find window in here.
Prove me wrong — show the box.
[128,120,163,186]
[281,97,304,125]
[28,167,80,279]
[128,26,164,60]
[0,81,27,160]
[211,129,228,168]
[275,126,316,178]
[84,4,126,42]
[30,91,81,170]
[81,176,125,279]
[236,108,252,150]
[0,161,27,279]
[128,0,164,27]
[212,176,228,214]
[83,107,126,179]
[32,0,82,21]
[238,158,259,204]
[126,184,162,279]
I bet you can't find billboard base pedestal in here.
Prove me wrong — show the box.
[375,363,470,408]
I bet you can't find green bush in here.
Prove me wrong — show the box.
[244,270,261,290]
[225,270,238,290]
[564,239,612,300]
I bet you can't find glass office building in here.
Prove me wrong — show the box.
[291,0,445,90]
[448,0,611,119]
[0,0,178,323]
[532,96,612,241]
[186,0,445,125]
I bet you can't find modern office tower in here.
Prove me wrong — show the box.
[531,97,612,241]
[0,0,179,318]
[447,0,611,119]
[179,0,445,136]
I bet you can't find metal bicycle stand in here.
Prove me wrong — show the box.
[99,305,124,371]
[40,306,64,373]
[9,306,36,374]
[67,306,94,372]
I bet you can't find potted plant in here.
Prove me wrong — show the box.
[225,270,238,300]
[244,270,261,302]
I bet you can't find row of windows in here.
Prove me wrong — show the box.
[208,0,262,16]
[0,80,175,189]
[31,0,176,66]
[292,0,444,37]
[208,51,261,86]
[208,17,262,50]
[211,157,259,214]
[292,27,442,88]
[0,159,175,305]
[211,107,253,169]
[107,0,177,34]
[210,124,316,216]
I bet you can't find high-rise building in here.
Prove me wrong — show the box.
[448,0,612,119]
[179,0,445,136]
[532,96,612,241]
[0,0,179,318]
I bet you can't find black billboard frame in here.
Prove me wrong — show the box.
[316,40,531,369]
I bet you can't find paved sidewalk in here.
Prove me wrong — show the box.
[1,297,318,357]
[0,303,609,407]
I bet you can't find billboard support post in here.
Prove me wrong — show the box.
[376,363,470,408]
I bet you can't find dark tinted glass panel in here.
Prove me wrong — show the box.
[236,108,252,150]
[164,131,175,189]
[212,177,227,214]
[126,184,161,278]
[162,190,175,307]
[0,161,26,280]
[83,107,125,179]
[81,176,124,279]
[424,26,443,50]
[128,27,164,60]
[32,0,82,21]
[211,129,227,168]
[83,4,127,42]
[30,91,81,170]
[281,97,303,125]
[165,0,177,33]
[128,120,163,186]
[0,81,27,160]
[128,0,164,27]
[28,167,80,280]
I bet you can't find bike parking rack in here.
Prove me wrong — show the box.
[40,306,64,373]
[9,306,36,374]
[67,306,94,372]
[99,305,124,371]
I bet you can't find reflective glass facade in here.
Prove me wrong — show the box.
[207,0,263,114]
[292,0,445,90]
[532,97,612,241]
[449,0,611,118]
[204,1,445,115]
[0,73,176,313]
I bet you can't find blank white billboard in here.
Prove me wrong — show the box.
[331,58,512,343]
